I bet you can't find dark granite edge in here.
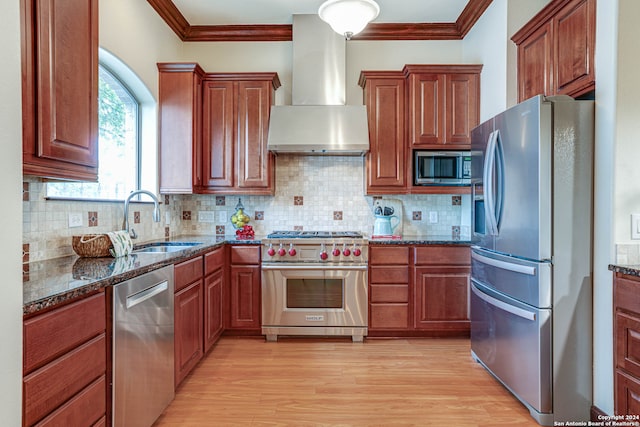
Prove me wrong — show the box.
[368,239,471,245]
[609,264,640,277]
[23,237,258,316]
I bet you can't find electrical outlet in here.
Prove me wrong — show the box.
[219,211,228,223]
[198,211,215,223]
[632,213,640,239]
[165,211,171,225]
[429,211,438,224]
[68,212,83,228]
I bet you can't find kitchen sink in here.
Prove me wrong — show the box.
[133,242,202,253]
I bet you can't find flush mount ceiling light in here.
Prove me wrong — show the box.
[318,0,380,40]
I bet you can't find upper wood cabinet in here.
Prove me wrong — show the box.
[157,63,205,194]
[359,72,407,195]
[404,65,482,149]
[512,0,596,102]
[200,75,279,195]
[158,64,279,195]
[21,0,99,181]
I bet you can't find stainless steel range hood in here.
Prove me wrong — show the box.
[267,15,370,155]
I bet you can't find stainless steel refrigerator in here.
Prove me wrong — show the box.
[470,95,594,426]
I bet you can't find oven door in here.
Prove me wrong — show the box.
[261,265,367,329]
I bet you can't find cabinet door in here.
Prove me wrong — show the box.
[445,74,479,144]
[174,281,203,386]
[204,268,224,352]
[553,0,595,97]
[22,0,99,180]
[236,80,274,192]
[158,63,204,194]
[363,76,407,194]
[616,370,640,417]
[408,73,444,146]
[229,265,261,330]
[517,21,553,102]
[202,80,235,188]
[414,266,470,332]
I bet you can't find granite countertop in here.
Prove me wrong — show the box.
[609,264,640,277]
[24,233,470,316]
[23,234,261,316]
[368,234,472,245]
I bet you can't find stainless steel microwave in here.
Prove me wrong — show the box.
[414,150,471,186]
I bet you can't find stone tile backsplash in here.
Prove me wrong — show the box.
[23,155,470,262]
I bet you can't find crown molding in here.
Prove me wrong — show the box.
[148,0,493,42]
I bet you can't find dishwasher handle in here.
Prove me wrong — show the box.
[126,281,169,309]
[471,280,536,321]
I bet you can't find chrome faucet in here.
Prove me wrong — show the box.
[123,190,161,239]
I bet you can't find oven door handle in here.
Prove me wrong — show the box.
[261,264,368,271]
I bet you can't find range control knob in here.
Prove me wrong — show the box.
[277,244,286,257]
[342,244,351,257]
[331,244,341,257]
[267,244,276,257]
[320,244,328,260]
[353,247,362,257]
[288,243,297,256]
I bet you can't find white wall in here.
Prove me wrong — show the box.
[182,40,464,106]
[592,0,619,416]
[0,0,25,423]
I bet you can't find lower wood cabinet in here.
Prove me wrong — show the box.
[368,244,470,337]
[23,292,106,426]
[614,273,640,415]
[227,246,261,333]
[174,247,225,387]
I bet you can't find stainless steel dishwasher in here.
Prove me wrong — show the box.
[113,265,174,427]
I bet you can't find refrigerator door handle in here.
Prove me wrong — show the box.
[483,131,498,235]
[471,281,537,321]
[493,130,505,230]
[471,249,537,276]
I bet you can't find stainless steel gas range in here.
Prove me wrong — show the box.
[261,231,369,342]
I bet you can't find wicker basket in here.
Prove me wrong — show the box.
[72,234,113,258]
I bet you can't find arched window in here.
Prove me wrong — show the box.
[47,50,156,200]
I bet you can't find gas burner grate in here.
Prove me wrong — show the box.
[267,230,363,239]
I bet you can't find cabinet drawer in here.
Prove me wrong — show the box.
[369,246,409,265]
[24,334,106,426]
[34,376,106,427]
[204,247,225,275]
[615,275,640,316]
[370,266,409,284]
[616,311,640,378]
[230,246,260,265]
[414,246,470,265]
[616,369,640,417]
[175,256,204,291]
[370,304,409,329]
[24,293,105,373]
[370,284,409,303]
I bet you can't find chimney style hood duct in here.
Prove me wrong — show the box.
[267,15,370,155]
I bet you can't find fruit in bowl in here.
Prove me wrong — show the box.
[231,208,250,229]
[235,225,255,239]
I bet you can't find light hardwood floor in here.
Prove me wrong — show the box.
[155,337,541,426]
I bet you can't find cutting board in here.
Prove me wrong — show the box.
[372,198,403,238]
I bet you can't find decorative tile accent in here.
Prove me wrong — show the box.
[452,226,461,238]
[23,243,29,264]
[182,211,192,220]
[294,196,304,206]
[165,227,170,238]
[294,225,303,231]
[164,195,170,205]
[255,211,264,220]
[216,225,225,235]
[412,211,422,221]
[452,196,462,206]
[88,211,98,227]
[134,211,140,224]
[23,182,29,201]
[23,263,29,280]
[216,196,225,206]
[333,211,343,220]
